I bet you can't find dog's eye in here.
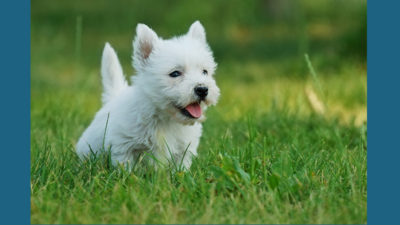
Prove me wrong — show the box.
[202,69,208,75]
[169,70,182,78]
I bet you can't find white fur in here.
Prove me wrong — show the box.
[76,21,220,170]
[101,43,128,104]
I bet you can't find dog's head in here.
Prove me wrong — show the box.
[132,21,220,125]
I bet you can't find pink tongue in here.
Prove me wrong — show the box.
[185,103,202,118]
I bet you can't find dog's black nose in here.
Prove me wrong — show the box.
[194,86,208,99]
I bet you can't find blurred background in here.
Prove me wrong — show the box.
[31,0,367,131]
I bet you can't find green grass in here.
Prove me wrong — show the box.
[31,104,367,223]
[31,0,367,223]
[30,65,367,224]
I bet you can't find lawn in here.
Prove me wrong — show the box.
[31,0,367,223]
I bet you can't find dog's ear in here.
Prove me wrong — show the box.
[133,24,158,67]
[188,21,206,42]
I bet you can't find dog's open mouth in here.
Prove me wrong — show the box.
[179,102,202,119]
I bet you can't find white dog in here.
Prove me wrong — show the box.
[76,21,220,170]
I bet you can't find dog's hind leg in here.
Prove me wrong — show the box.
[101,42,128,105]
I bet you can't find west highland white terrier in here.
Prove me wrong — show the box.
[76,21,220,170]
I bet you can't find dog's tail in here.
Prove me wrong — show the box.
[101,42,128,105]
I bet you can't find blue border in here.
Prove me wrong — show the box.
[368,1,400,225]
[0,0,30,224]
